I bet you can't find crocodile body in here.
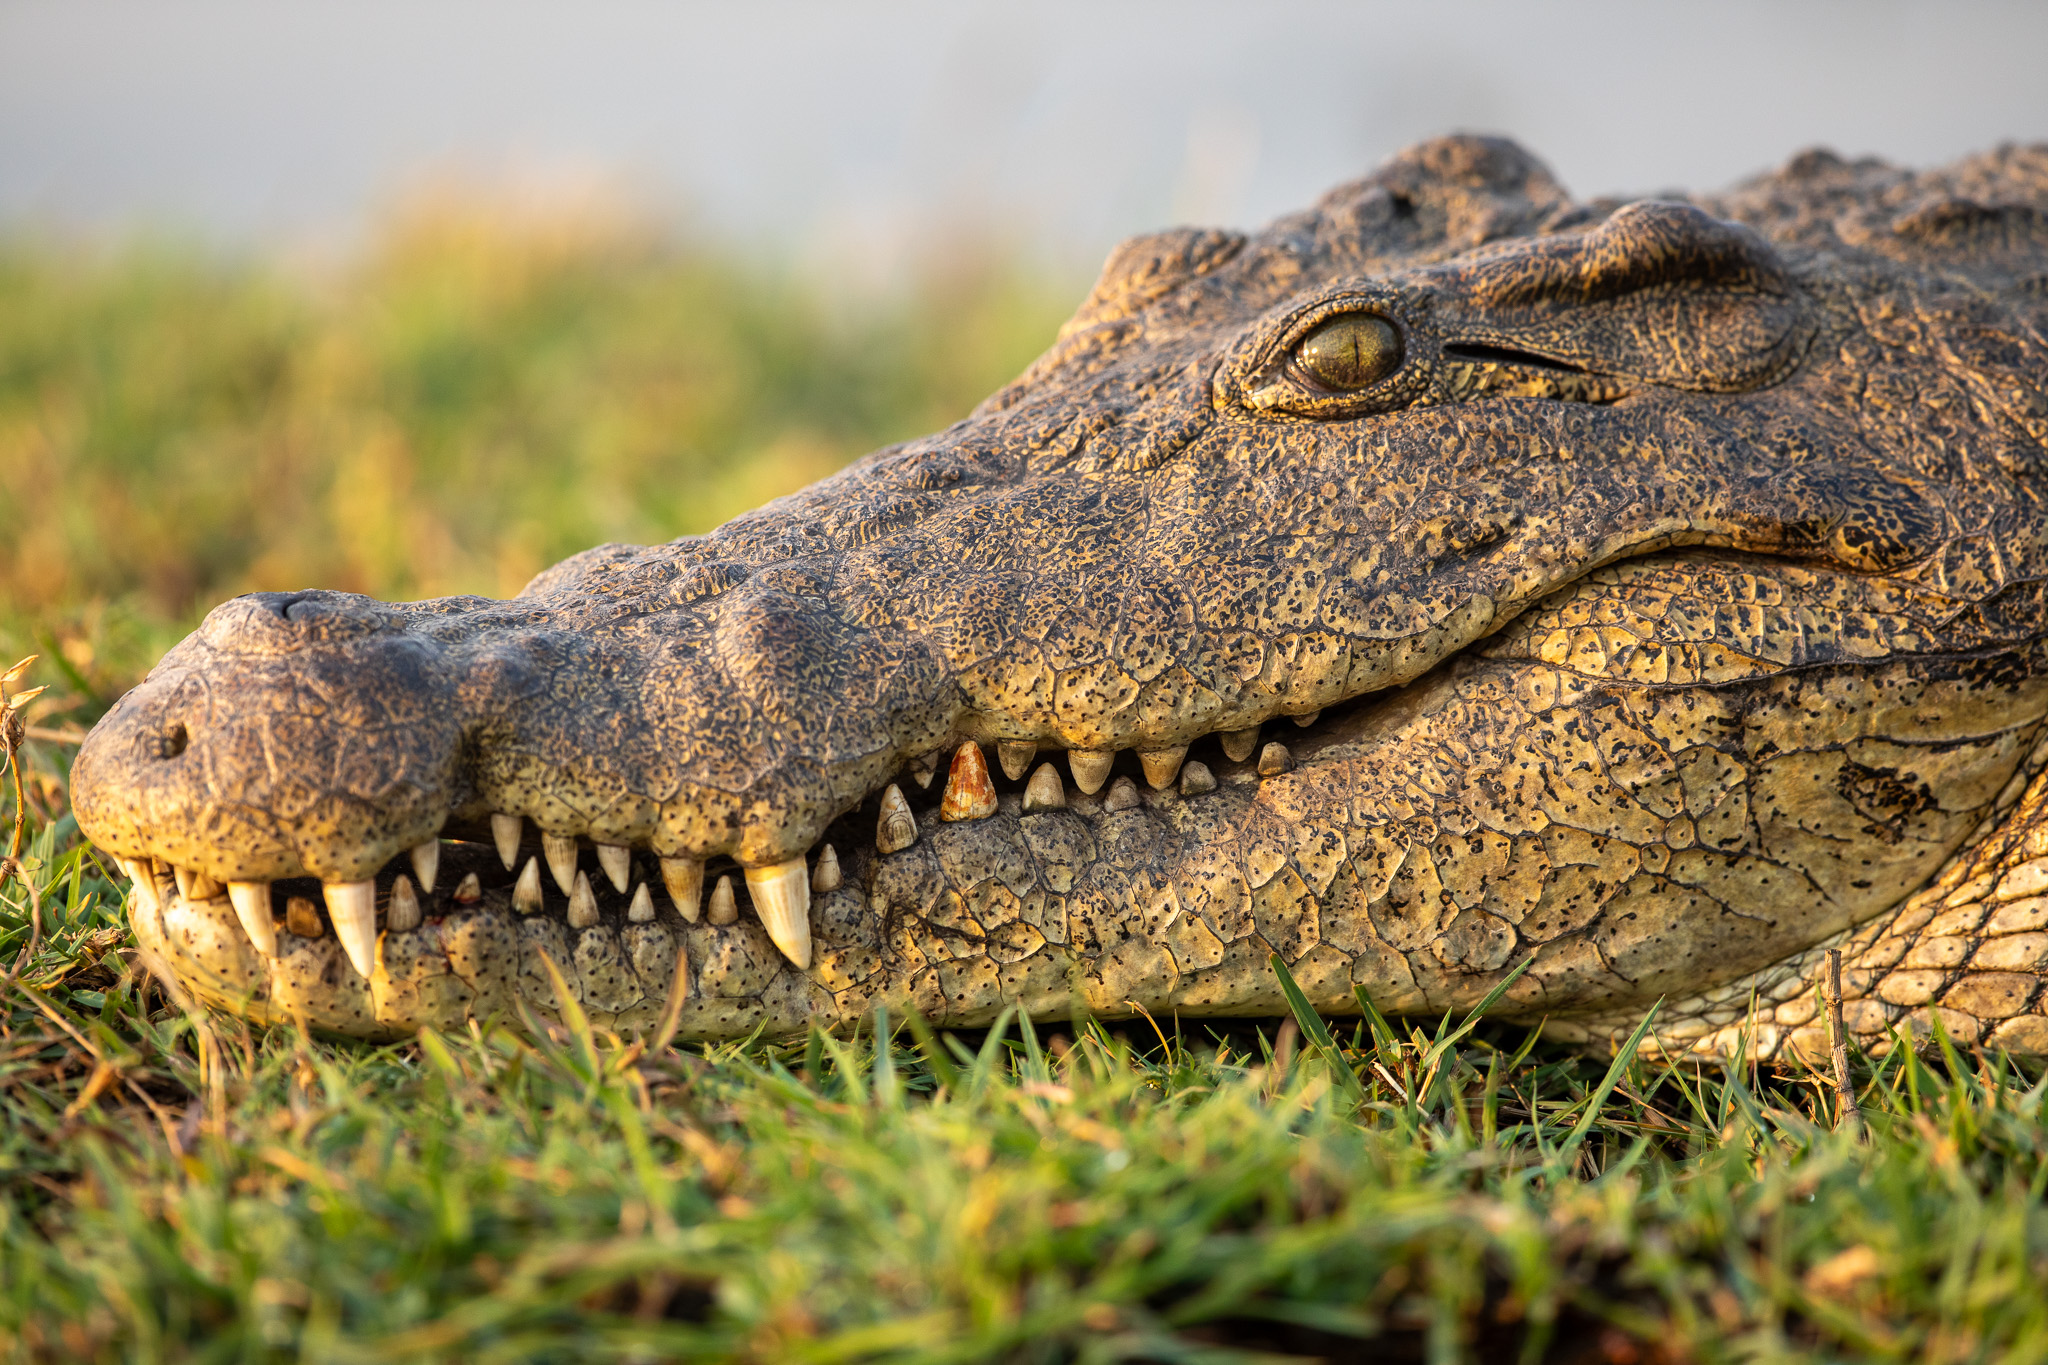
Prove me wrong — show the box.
[69,136,2048,1058]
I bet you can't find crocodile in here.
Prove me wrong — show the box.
[68,135,2048,1060]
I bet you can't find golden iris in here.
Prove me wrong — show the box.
[1295,312,1403,391]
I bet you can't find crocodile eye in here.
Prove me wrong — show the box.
[1295,312,1403,391]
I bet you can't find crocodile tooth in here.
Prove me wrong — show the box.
[1023,762,1066,812]
[542,832,579,896]
[1104,776,1142,811]
[285,895,323,937]
[512,857,545,915]
[121,859,160,914]
[596,842,632,894]
[1257,741,1293,776]
[1069,749,1114,795]
[1138,745,1187,790]
[1179,760,1217,796]
[876,784,919,854]
[745,856,813,969]
[323,880,378,977]
[909,753,938,789]
[940,741,998,822]
[174,865,194,900]
[627,882,655,923]
[1220,726,1260,763]
[1291,709,1322,728]
[387,874,422,932]
[227,881,277,957]
[188,871,223,902]
[567,871,600,929]
[410,840,439,894]
[812,843,842,893]
[707,874,739,926]
[996,740,1036,781]
[491,813,523,870]
[453,872,482,903]
[661,856,705,923]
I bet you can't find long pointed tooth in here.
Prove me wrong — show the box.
[811,843,842,893]
[596,843,632,894]
[876,784,918,854]
[567,871,600,929]
[939,742,998,822]
[1257,741,1293,776]
[285,895,323,937]
[387,874,422,932]
[1069,749,1114,795]
[996,740,1036,781]
[1138,745,1187,790]
[454,872,482,903]
[1104,777,1142,812]
[542,833,579,895]
[1220,726,1260,763]
[660,856,704,923]
[707,874,738,926]
[908,753,938,789]
[492,813,523,870]
[323,880,378,977]
[174,866,194,900]
[410,840,440,894]
[627,882,655,923]
[121,859,160,914]
[1179,760,1217,797]
[512,857,545,915]
[744,857,812,969]
[1022,762,1066,812]
[227,881,277,957]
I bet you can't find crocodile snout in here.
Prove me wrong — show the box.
[74,594,464,886]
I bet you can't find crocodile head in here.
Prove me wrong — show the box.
[72,136,2048,1050]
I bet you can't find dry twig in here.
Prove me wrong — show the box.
[1825,948,1862,1133]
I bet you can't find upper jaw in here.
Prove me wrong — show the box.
[68,411,1728,899]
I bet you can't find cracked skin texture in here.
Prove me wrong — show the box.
[68,135,2048,1057]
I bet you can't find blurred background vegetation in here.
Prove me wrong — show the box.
[0,195,1078,726]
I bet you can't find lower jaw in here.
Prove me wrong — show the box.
[129,839,794,1040]
[125,709,1355,1040]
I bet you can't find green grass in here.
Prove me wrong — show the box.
[6,208,2048,1362]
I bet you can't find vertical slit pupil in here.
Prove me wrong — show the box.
[1297,312,1402,392]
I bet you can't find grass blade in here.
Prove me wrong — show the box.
[1558,999,1663,1163]
[1270,953,1365,1105]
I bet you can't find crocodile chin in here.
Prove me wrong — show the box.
[71,135,2048,1052]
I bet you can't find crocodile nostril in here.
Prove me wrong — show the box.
[155,722,189,760]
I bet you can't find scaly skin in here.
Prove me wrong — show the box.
[70,136,2048,1057]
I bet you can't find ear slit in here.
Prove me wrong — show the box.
[1441,342,1589,374]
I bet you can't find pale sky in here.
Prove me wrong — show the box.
[3,0,2044,277]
